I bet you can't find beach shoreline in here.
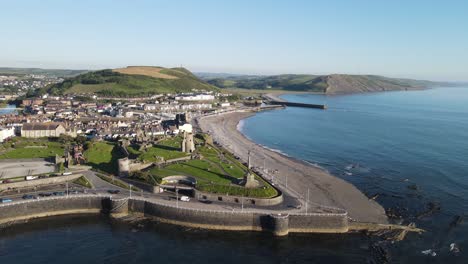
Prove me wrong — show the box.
[198,109,388,224]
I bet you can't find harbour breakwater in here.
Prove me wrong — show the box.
[0,195,349,236]
[268,100,327,109]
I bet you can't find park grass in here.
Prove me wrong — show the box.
[95,173,139,191]
[137,137,189,162]
[165,160,232,184]
[0,138,64,159]
[84,141,125,175]
[73,176,93,188]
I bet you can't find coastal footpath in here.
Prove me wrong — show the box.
[197,111,388,224]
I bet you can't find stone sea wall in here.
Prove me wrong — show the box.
[0,196,348,236]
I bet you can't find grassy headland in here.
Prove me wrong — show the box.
[200,73,446,94]
[43,66,219,97]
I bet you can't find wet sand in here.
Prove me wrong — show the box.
[198,111,388,224]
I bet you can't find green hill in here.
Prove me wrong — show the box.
[44,66,218,97]
[201,73,446,94]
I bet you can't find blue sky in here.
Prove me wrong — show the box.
[1,0,467,81]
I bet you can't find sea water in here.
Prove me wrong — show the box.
[1,88,467,263]
[241,87,468,261]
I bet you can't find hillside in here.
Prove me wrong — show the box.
[44,66,218,97]
[0,67,86,77]
[200,73,445,94]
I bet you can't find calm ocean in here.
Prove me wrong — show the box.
[0,88,467,263]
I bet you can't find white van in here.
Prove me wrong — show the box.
[180,196,190,202]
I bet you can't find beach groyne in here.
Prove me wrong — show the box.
[0,196,349,236]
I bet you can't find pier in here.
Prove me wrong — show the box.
[267,100,327,109]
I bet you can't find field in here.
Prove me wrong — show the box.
[0,138,64,159]
[113,66,178,79]
[84,142,125,175]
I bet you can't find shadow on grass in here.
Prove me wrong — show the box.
[154,144,181,152]
[88,145,126,175]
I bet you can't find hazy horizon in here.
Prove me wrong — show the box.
[1,0,467,82]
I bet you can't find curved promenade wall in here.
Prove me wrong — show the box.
[0,196,348,236]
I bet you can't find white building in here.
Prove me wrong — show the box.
[175,94,215,101]
[144,104,158,111]
[0,127,15,142]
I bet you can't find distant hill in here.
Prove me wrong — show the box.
[44,66,219,97]
[0,67,87,78]
[199,73,448,94]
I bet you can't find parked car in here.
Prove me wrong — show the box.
[107,190,120,194]
[180,196,190,202]
[53,192,65,196]
[0,198,13,203]
[25,176,38,181]
[38,192,52,197]
[22,194,37,200]
[62,172,73,176]
[2,179,12,184]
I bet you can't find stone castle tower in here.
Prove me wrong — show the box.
[181,131,195,153]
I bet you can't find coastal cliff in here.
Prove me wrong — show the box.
[200,73,448,94]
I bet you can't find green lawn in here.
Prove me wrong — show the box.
[165,160,233,184]
[0,138,64,159]
[84,142,125,175]
[137,137,189,162]
[73,176,93,188]
[95,173,139,191]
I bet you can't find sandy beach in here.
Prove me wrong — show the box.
[198,110,388,224]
